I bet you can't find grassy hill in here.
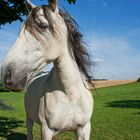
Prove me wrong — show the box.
[0,82,140,140]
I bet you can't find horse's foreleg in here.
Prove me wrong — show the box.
[76,121,91,140]
[41,122,54,140]
[26,117,34,140]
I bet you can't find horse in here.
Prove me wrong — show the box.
[1,0,93,139]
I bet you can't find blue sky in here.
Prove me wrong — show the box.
[0,0,140,80]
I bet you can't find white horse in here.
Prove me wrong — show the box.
[1,0,93,139]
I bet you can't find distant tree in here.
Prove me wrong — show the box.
[137,77,140,82]
[67,0,76,4]
[0,0,76,27]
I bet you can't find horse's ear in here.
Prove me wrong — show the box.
[48,0,58,12]
[24,0,36,12]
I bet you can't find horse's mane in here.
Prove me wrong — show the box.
[25,6,93,85]
[59,9,93,84]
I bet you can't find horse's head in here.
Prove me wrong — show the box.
[1,0,68,91]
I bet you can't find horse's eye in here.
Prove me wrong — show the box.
[39,22,48,29]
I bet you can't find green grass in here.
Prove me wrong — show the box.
[0,82,140,140]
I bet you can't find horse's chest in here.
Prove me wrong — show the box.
[25,91,92,130]
[43,93,89,130]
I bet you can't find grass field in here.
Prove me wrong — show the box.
[0,82,140,140]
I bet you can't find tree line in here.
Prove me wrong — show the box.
[0,80,10,92]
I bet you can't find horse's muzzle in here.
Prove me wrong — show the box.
[3,69,27,91]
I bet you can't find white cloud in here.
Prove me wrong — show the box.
[87,35,140,80]
[93,58,104,63]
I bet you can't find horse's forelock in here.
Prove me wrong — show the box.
[24,6,55,41]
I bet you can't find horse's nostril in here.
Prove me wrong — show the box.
[7,70,11,77]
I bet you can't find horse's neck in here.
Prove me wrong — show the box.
[52,49,85,99]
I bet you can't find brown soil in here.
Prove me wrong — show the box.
[92,80,136,89]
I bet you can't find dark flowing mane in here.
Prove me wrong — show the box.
[25,6,93,85]
[59,9,93,84]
